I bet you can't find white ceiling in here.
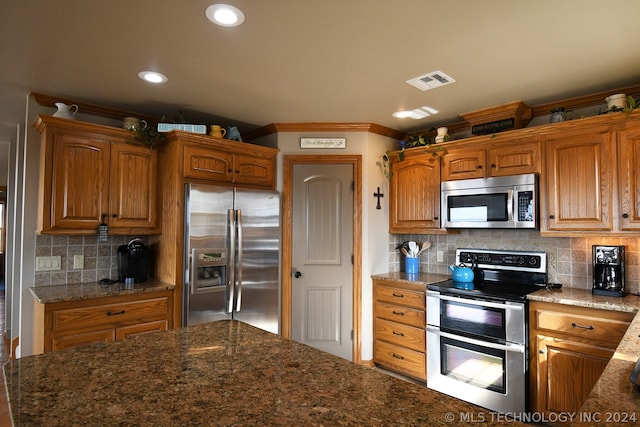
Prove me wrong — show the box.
[1,0,639,143]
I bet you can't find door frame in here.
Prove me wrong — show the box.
[282,155,362,363]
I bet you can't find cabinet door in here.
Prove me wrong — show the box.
[389,154,441,233]
[488,139,541,177]
[534,335,613,415]
[116,320,168,339]
[543,126,613,231]
[109,143,158,232]
[183,144,233,182]
[51,328,115,352]
[232,153,276,187]
[618,125,640,230]
[441,147,486,181]
[49,133,111,232]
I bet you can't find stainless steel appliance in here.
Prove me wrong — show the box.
[184,183,281,334]
[427,248,547,414]
[441,173,537,229]
[593,245,625,297]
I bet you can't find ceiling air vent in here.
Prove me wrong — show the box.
[406,71,455,91]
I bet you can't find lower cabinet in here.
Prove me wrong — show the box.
[529,301,633,420]
[34,290,173,353]
[373,278,426,380]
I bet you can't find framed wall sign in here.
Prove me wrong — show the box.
[300,137,346,149]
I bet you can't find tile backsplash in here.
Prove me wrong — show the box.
[389,230,640,295]
[34,234,150,286]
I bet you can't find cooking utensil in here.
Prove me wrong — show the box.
[408,241,418,257]
[417,241,431,256]
[401,247,410,257]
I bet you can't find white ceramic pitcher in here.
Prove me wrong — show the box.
[53,102,78,119]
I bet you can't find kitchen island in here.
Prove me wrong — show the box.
[4,320,528,426]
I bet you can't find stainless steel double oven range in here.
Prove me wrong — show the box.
[426,248,547,414]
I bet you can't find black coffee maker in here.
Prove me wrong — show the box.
[592,245,625,297]
[118,238,151,283]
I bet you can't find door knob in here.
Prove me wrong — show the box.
[293,269,302,278]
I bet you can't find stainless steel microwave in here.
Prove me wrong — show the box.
[441,173,537,229]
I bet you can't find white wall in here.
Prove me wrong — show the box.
[266,130,396,361]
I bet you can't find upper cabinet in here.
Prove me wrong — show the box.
[388,150,443,234]
[181,135,276,188]
[542,124,613,233]
[617,123,640,231]
[35,115,159,235]
[441,137,541,181]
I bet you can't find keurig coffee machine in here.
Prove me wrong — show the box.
[118,238,151,283]
[592,245,625,297]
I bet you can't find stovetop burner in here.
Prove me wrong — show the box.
[428,248,548,302]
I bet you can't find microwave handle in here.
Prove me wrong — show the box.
[507,189,514,223]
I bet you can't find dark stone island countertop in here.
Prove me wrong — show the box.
[3,320,528,426]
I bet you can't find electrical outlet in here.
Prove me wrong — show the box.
[73,254,84,269]
[35,256,61,272]
[437,251,444,263]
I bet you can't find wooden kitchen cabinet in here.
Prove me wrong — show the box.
[388,149,443,233]
[441,138,540,181]
[373,278,426,380]
[541,124,613,233]
[33,290,174,353]
[183,138,276,188]
[35,115,159,235]
[529,301,633,419]
[617,123,640,231]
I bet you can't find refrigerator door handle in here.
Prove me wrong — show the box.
[235,209,243,312]
[227,209,236,314]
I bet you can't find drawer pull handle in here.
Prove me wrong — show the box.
[392,293,404,298]
[107,310,126,316]
[571,322,594,330]
[392,331,405,336]
[392,311,405,316]
[391,353,405,360]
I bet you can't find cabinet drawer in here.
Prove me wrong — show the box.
[375,340,426,380]
[52,297,169,333]
[375,285,425,309]
[533,306,632,343]
[375,318,425,352]
[375,302,425,328]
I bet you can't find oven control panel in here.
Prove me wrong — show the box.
[457,249,546,273]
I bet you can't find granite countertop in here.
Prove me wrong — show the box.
[3,320,528,426]
[371,272,450,287]
[527,287,640,426]
[29,279,175,304]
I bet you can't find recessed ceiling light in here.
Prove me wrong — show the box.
[393,106,439,120]
[138,71,168,84]
[206,4,245,27]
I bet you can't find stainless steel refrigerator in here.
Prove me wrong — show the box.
[184,183,281,334]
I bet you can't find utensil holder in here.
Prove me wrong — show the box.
[405,257,419,274]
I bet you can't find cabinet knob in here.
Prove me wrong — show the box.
[477,165,483,169]
[434,216,439,220]
[623,213,630,219]
[491,164,496,168]
[549,215,555,219]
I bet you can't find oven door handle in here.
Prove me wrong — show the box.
[427,325,525,354]
[426,290,524,311]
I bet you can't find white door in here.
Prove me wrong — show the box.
[291,164,353,360]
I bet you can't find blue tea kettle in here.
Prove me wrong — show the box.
[449,263,474,283]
